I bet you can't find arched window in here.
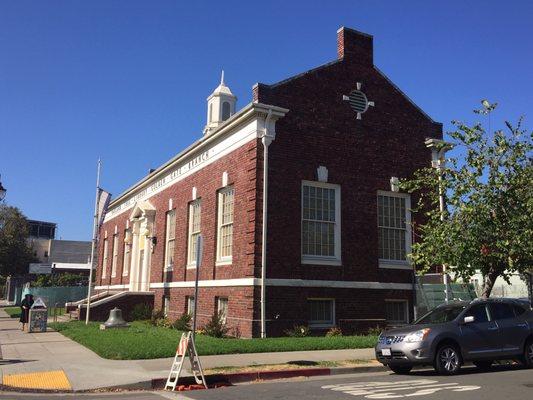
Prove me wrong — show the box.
[222,102,231,121]
[209,103,213,123]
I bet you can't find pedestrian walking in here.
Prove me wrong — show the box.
[19,293,34,331]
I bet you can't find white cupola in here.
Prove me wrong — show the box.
[204,71,237,135]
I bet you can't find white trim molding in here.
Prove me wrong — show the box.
[104,103,288,222]
[148,278,412,290]
[95,284,129,290]
[266,279,412,290]
[151,278,255,289]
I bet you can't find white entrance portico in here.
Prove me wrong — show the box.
[128,201,156,292]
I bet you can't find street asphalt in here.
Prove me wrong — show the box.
[1,364,532,399]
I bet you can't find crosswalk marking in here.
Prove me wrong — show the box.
[322,379,481,398]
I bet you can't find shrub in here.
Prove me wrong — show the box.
[202,312,229,338]
[173,313,192,331]
[150,309,166,326]
[155,317,172,328]
[284,325,310,337]
[367,326,383,336]
[130,303,152,321]
[326,326,343,337]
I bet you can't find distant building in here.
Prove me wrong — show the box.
[27,219,91,275]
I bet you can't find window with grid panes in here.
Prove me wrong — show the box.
[302,182,340,261]
[308,299,334,327]
[217,187,234,261]
[165,210,176,269]
[385,300,408,324]
[378,194,408,261]
[188,200,201,265]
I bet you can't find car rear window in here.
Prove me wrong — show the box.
[512,304,527,317]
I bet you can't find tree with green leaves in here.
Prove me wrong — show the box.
[0,204,36,277]
[402,102,533,298]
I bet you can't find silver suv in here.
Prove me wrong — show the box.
[375,298,533,375]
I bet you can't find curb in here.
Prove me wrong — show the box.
[0,364,386,393]
[150,364,386,389]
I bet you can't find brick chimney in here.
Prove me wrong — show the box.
[337,27,373,66]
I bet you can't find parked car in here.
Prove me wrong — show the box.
[375,298,533,375]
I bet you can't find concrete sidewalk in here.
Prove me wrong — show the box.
[0,308,375,391]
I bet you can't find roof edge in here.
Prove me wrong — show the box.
[107,102,288,208]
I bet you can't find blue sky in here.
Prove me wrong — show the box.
[1,0,532,240]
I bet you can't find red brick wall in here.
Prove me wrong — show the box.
[96,139,262,336]
[255,29,442,285]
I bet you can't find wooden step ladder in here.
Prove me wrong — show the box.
[165,332,207,391]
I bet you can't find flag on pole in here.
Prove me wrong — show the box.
[96,188,111,230]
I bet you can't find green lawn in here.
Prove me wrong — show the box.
[49,321,378,360]
[3,306,65,319]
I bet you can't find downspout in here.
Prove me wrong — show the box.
[260,109,273,338]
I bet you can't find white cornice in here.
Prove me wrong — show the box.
[104,103,288,222]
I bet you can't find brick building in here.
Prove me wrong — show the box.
[94,27,442,337]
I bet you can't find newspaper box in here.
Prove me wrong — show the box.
[28,297,48,333]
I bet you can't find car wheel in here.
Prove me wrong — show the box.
[473,360,493,370]
[520,338,533,368]
[435,345,462,375]
[389,365,413,375]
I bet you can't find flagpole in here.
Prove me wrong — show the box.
[86,159,101,324]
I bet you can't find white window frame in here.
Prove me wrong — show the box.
[216,186,234,265]
[111,234,118,278]
[187,199,201,268]
[102,238,108,278]
[187,296,195,315]
[122,229,131,277]
[307,298,335,328]
[163,295,170,317]
[385,299,409,325]
[164,209,176,270]
[217,297,228,324]
[377,191,412,270]
[301,181,341,266]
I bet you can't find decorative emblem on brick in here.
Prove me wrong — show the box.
[343,82,374,120]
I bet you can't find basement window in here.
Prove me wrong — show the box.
[308,298,335,328]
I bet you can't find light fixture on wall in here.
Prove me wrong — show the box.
[390,177,400,192]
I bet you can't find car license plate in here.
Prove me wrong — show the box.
[382,348,392,356]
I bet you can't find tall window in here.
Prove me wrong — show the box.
[217,297,228,324]
[385,300,409,324]
[122,229,131,276]
[164,210,176,269]
[308,299,335,328]
[102,238,108,278]
[378,192,411,263]
[111,234,118,277]
[188,200,201,266]
[222,101,231,121]
[301,181,341,264]
[217,187,234,262]
[187,296,195,315]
